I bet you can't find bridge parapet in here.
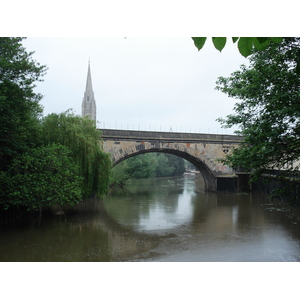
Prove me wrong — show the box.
[99,129,243,144]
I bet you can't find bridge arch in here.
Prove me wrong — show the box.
[112,148,216,191]
[100,129,244,192]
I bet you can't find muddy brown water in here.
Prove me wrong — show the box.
[1,174,300,261]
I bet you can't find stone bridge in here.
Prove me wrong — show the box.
[99,129,247,192]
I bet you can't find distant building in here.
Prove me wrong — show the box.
[81,61,96,124]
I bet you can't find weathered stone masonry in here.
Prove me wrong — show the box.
[100,129,246,192]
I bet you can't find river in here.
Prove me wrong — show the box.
[1,174,300,262]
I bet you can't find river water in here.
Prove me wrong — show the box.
[1,174,300,262]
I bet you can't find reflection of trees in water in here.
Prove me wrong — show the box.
[0,199,160,262]
[63,200,160,261]
[104,177,187,227]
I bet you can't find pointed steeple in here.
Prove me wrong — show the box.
[81,61,96,124]
[85,60,93,92]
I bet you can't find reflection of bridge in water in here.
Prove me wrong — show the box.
[99,129,249,192]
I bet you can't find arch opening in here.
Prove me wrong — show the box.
[112,148,216,191]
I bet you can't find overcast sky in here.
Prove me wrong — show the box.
[23,37,248,134]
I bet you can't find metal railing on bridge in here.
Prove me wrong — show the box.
[96,122,237,135]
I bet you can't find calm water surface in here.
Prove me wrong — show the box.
[1,175,300,261]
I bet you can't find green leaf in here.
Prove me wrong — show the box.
[270,37,283,43]
[232,37,239,43]
[238,37,253,57]
[257,37,268,44]
[253,37,270,51]
[212,37,227,52]
[192,37,207,51]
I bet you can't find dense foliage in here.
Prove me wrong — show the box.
[110,152,186,187]
[0,37,47,170]
[215,38,300,183]
[0,38,111,211]
[40,111,111,198]
[0,144,83,210]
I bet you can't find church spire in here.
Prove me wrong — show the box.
[85,60,93,92]
[81,61,96,124]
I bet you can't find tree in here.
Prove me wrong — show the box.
[215,38,300,183]
[155,153,174,177]
[166,153,186,176]
[0,39,112,212]
[0,144,83,210]
[0,37,47,170]
[40,111,111,198]
[110,152,186,187]
[125,154,156,179]
[109,160,130,188]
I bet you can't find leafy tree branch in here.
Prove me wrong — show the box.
[192,37,300,75]
[215,38,300,187]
